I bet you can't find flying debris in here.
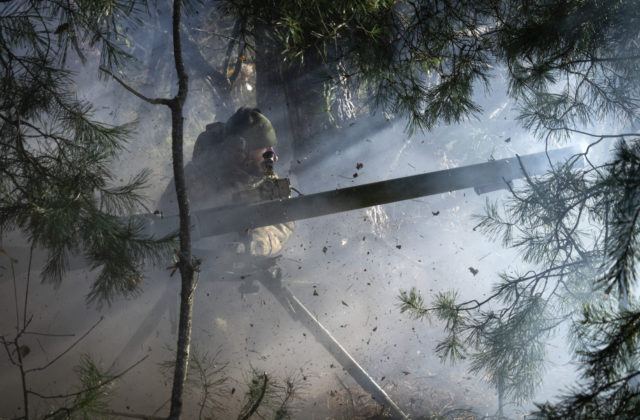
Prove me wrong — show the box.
[504,137,511,143]
[469,267,479,276]
[432,211,440,216]
[356,162,364,170]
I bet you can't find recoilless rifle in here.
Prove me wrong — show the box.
[142,146,582,240]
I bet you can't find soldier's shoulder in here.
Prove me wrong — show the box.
[193,122,227,163]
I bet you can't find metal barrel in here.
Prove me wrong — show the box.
[140,146,582,239]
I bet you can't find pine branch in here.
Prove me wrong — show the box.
[30,355,148,401]
[237,372,269,420]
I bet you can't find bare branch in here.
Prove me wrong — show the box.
[99,67,171,106]
[22,331,75,338]
[25,317,104,374]
[93,410,166,420]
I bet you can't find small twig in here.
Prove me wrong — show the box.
[13,332,29,420]
[93,410,165,420]
[192,28,240,41]
[23,243,34,328]
[152,398,171,416]
[11,260,20,333]
[39,356,149,420]
[0,335,17,366]
[25,316,104,374]
[22,331,75,338]
[551,127,638,139]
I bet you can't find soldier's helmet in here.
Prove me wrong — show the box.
[225,107,277,151]
[192,107,277,166]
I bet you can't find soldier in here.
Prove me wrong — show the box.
[158,107,293,259]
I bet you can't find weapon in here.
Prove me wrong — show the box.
[141,145,583,239]
[3,145,583,418]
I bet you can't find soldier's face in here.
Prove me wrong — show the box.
[246,146,277,175]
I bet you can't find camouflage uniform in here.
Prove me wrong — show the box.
[158,108,293,258]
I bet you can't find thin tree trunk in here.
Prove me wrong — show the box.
[101,1,192,417]
[166,1,194,419]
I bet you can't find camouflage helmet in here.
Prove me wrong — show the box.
[225,107,277,151]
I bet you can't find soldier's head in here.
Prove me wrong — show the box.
[225,107,278,176]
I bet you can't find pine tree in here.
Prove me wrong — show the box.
[394,0,640,417]
[0,1,173,304]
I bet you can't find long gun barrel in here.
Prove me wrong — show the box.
[142,146,582,239]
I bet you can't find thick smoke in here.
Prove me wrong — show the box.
[2,7,619,419]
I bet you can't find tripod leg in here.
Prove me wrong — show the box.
[259,273,408,420]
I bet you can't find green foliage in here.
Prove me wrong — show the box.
[237,368,300,420]
[219,0,495,132]
[218,0,640,139]
[40,354,117,420]
[398,287,431,321]
[159,347,300,420]
[399,139,639,408]
[527,140,640,418]
[393,3,640,410]
[67,354,115,419]
[494,0,640,140]
[0,1,174,304]
[423,0,640,402]
[533,302,640,419]
[216,0,640,416]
